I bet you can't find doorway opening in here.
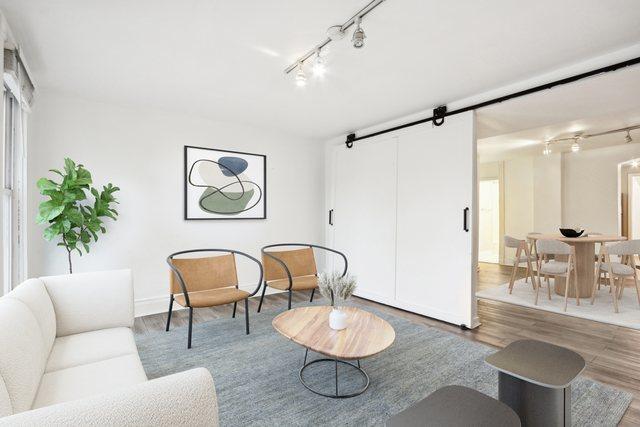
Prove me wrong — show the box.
[627,171,640,239]
[479,179,500,263]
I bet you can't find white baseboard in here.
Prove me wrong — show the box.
[134,285,284,317]
[135,295,182,318]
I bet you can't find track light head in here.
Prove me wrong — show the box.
[571,140,580,152]
[626,130,633,143]
[543,143,551,156]
[352,17,366,48]
[327,25,346,41]
[295,63,307,87]
[312,50,326,77]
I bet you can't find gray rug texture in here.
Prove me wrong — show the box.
[134,302,632,426]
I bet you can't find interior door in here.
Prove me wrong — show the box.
[395,111,477,327]
[332,136,398,302]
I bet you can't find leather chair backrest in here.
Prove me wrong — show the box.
[262,248,317,282]
[170,253,238,294]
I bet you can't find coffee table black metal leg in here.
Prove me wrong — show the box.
[299,350,369,398]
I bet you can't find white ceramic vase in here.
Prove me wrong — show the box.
[329,307,348,330]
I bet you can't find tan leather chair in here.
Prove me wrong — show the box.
[258,243,347,311]
[166,249,263,349]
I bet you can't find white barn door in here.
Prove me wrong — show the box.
[395,111,476,327]
[332,135,398,303]
[330,111,477,328]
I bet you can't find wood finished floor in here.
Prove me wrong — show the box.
[136,263,640,426]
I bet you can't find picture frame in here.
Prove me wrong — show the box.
[184,145,267,220]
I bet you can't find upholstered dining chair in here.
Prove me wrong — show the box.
[536,239,578,310]
[528,232,551,286]
[258,243,348,311]
[504,236,537,295]
[166,249,263,349]
[591,239,640,313]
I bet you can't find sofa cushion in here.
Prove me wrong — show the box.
[33,354,147,409]
[40,269,134,337]
[0,298,49,414]
[6,278,56,353]
[45,327,139,373]
[0,376,11,418]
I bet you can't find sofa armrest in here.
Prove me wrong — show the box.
[40,269,134,336]
[0,368,218,426]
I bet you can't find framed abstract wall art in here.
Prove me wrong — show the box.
[184,146,266,220]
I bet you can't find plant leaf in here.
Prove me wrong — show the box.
[36,201,65,223]
[37,178,58,192]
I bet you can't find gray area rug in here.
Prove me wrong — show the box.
[135,303,632,426]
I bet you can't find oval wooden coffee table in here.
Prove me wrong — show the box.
[273,306,395,398]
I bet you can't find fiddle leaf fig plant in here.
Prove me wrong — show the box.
[36,158,119,273]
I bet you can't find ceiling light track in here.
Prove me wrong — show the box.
[543,124,639,155]
[284,0,386,75]
[546,124,640,144]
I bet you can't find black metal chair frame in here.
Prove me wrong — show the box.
[258,243,348,312]
[166,249,263,349]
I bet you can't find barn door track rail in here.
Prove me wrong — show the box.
[345,56,640,148]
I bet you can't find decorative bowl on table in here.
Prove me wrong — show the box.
[559,228,584,238]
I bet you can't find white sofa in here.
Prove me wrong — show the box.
[0,269,219,426]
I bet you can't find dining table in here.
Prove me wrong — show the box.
[526,233,627,298]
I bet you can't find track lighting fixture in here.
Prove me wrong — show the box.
[312,49,326,77]
[284,0,386,86]
[571,139,580,152]
[295,63,307,87]
[542,124,639,154]
[352,17,366,49]
[326,25,346,41]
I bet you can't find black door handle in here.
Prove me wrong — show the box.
[329,209,334,226]
[463,207,469,232]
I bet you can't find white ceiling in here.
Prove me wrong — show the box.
[477,65,640,161]
[2,0,640,140]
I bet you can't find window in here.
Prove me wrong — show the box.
[4,90,13,190]
[2,86,24,295]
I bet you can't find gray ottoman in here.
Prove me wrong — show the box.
[387,385,520,427]
[485,339,585,427]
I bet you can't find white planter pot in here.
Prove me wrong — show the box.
[329,308,348,330]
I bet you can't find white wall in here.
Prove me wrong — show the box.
[503,157,534,261]
[631,175,640,239]
[533,153,562,233]
[562,143,640,234]
[27,91,325,315]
